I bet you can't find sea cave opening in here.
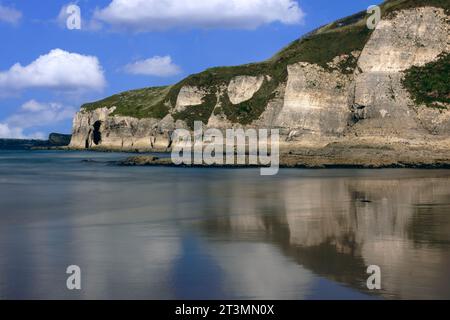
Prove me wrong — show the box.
[93,121,102,145]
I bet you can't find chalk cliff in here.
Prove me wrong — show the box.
[69,1,450,155]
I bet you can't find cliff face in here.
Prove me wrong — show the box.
[70,2,450,151]
[70,107,174,150]
[274,62,353,135]
[349,7,449,139]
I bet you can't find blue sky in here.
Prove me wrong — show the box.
[0,0,379,139]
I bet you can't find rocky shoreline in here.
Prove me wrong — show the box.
[117,144,450,169]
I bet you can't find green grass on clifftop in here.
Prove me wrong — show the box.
[82,86,171,119]
[172,93,218,128]
[383,0,450,15]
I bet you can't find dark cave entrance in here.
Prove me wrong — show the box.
[93,121,102,145]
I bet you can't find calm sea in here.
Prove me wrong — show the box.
[0,150,449,299]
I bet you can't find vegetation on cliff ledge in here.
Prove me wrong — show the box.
[403,53,450,109]
[166,13,374,128]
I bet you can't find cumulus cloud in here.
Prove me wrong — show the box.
[94,0,304,31]
[124,56,181,77]
[0,4,22,25]
[0,100,76,139]
[0,49,106,94]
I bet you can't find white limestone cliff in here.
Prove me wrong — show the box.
[69,7,450,152]
[227,76,265,104]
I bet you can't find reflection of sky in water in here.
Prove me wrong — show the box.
[0,150,449,299]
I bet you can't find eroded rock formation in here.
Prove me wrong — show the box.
[69,5,450,153]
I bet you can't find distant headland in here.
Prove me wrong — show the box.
[0,133,71,150]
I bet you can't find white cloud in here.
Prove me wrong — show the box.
[0,4,22,25]
[0,123,42,139]
[94,0,304,31]
[124,56,181,77]
[0,100,76,139]
[0,49,106,94]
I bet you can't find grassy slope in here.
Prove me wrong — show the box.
[82,86,171,119]
[81,0,449,127]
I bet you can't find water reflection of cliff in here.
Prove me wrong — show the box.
[201,172,450,299]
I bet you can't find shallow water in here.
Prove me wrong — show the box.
[0,150,449,299]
